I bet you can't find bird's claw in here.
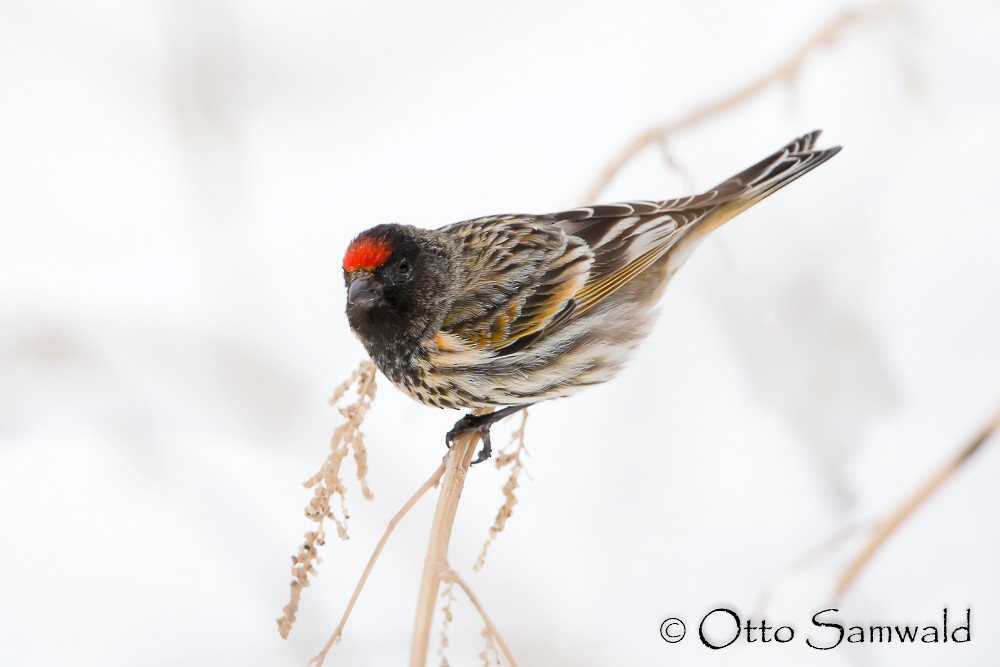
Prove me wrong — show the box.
[444,417,492,465]
[471,430,492,465]
[445,406,527,466]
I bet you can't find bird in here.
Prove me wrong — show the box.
[342,130,840,463]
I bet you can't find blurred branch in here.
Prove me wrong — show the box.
[834,405,1000,599]
[579,2,902,204]
[311,462,446,666]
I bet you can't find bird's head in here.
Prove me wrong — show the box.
[342,223,458,348]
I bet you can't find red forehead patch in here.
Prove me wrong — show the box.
[343,236,392,273]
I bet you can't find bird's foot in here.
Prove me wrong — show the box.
[444,405,529,466]
[445,413,493,465]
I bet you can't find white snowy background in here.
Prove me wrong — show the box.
[2,1,999,665]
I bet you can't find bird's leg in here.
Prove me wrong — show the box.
[445,405,529,465]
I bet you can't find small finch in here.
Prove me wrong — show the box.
[343,131,840,462]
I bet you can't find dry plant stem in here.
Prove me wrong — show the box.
[311,463,447,667]
[579,2,901,204]
[445,569,518,667]
[834,406,1000,599]
[409,412,488,667]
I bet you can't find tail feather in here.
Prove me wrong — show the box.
[701,130,841,230]
[714,130,841,220]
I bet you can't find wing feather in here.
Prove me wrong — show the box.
[440,217,594,354]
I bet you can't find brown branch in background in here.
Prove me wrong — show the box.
[834,405,1000,599]
[409,413,489,667]
[475,410,529,571]
[278,360,378,640]
[310,462,447,666]
[579,2,902,205]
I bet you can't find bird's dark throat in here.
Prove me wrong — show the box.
[351,312,426,387]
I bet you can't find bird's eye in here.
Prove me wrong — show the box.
[398,260,411,275]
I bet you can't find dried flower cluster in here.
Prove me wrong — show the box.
[474,410,529,572]
[277,360,378,639]
[477,627,503,667]
[437,581,455,667]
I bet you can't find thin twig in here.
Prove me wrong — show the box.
[311,462,447,665]
[445,569,518,667]
[579,2,902,204]
[834,405,1000,599]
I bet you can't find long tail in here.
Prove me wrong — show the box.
[680,130,841,244]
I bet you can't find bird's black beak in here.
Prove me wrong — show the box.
[347,276,383,308]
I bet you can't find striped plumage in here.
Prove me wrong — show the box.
[343,131,840,459]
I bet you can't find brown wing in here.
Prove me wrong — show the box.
[439,216,594,354]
